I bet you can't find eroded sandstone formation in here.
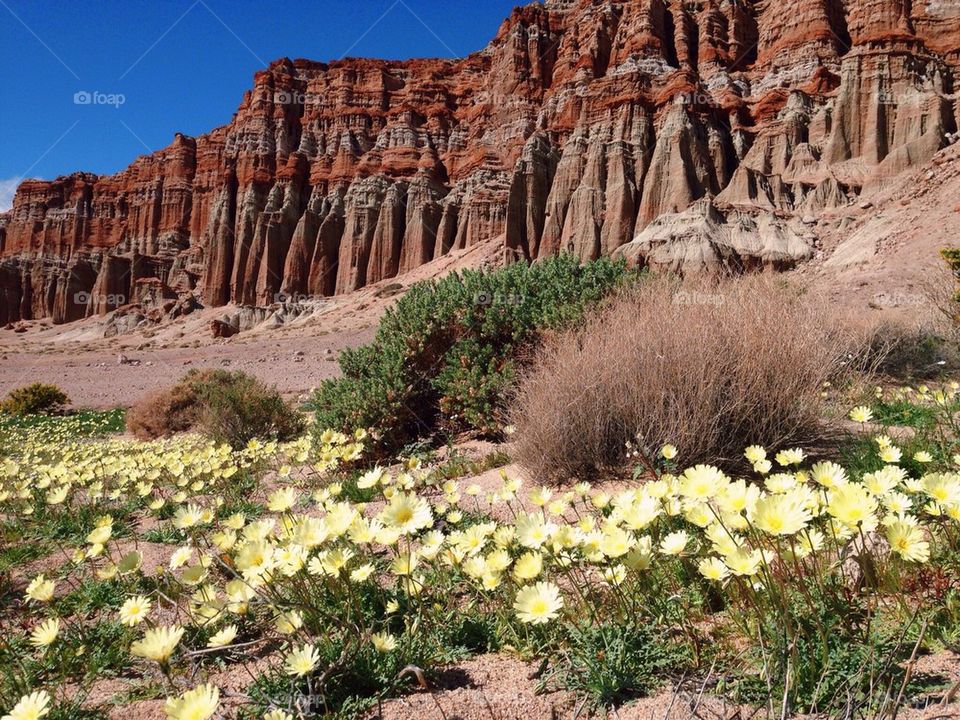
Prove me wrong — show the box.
[1,0,958,324]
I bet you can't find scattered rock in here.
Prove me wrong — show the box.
[210,319,239,339]
[374,283,404,299]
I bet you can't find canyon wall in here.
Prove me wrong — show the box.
[1,0,958,325]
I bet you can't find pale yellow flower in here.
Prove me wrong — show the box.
[263,711,293,720]
[273,609,304,635]
[285,644,320,677]
[659,530,690,556]
[29,618,60,648]
[849,406,873,423]
[512,551,543,580]
[513,582,563,624]
[173,504,203,529]
[679,465,727,499]
[379,492,432,534]
[357,467,386,489]
[775,448,805,467]
[169,546,194,569]
[164,684,219,720]
[131,625,184,663]
[879,446,903,464]
[744,445,766,463]
[349,563,376,582]
[810,461,847,488]
[751,492,811,536]
[886,520,930,563]
[267,487,298,513]
[599,526,632,558]
[724,547,763,577]
[86,524,112,545]
[2,690,51,720]
[207,625,238,648]
[698,557,729,581]
[119,595,152,627]
[827,484,878,528]
[753,460,773,475]
[371,632,397,653]
[25,575,55,603]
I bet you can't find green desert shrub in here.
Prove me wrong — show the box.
[309,254,634,452]
[127,369,304,447]
[194,370,305,448]
[0,383,69,416]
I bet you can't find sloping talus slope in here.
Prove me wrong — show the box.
[1,0,958,324]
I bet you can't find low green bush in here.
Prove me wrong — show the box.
[0,383,69,416]
[194,371,305,449]
[309,255,634,452]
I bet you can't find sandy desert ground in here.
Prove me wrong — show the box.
[0,240,501,409]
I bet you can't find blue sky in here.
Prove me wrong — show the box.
[0,0,524,210]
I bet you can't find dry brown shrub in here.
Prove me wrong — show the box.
[127,369,304,447]
[126,369,219,439]
[509,275,867,482]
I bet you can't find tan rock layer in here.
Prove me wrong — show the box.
[0,0,958,324]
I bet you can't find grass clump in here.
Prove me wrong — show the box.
[736,581,918,715]
[309,254,634,453]
[544,622,689,709]
[1,621,131,713]
[510,276,865,481]
[870,397,939,430]
[127,369,304,448]
[0,383,69,417]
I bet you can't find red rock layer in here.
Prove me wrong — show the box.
[1,0,958,323]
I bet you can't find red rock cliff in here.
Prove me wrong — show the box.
[1,0,958,324]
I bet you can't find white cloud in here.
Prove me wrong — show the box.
[0,177,22,212]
